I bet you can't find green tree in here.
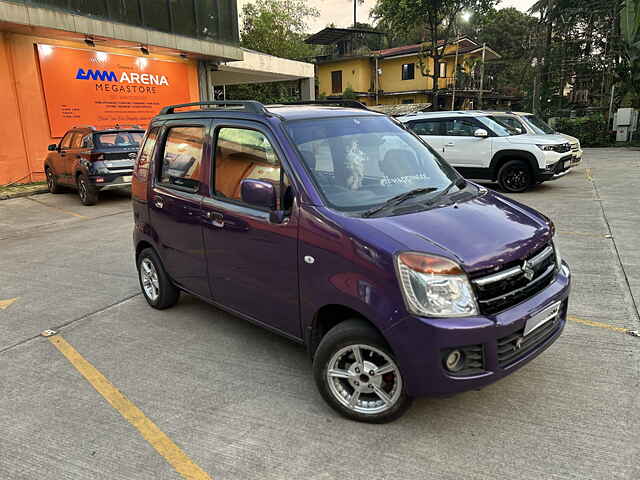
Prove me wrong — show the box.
[460,8,538,95]
[619,0,640,105]
[372,0,497,109]
[226,0,319,103]
[240,0,319,59]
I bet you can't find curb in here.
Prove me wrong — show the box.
[0,187,49,201]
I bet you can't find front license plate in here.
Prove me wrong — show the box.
[524,301,561,336]
[563,160,571,169]
[122,176,132,182]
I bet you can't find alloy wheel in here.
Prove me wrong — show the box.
[140,258,160,302]
[46,171,55,191]
[503,166,529,191]
[78,178,87,202]
[326,344,402,415]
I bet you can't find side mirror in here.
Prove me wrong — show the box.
[241,179,277,210]
[474,129,489,138]
[48,144,58,151]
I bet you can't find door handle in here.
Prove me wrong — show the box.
[445,142,455,147]
[205,211,224,228]
[154,197,164,209]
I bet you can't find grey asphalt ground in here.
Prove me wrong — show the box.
[1,149,639,480]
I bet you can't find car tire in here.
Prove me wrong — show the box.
[497,159,533,193]
[137,248,180,310]
[313,319,412,423]
[45,168,62,194]
[77,173,98,205]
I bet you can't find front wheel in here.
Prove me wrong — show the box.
[313,319,412,423]
[497,159,533,193]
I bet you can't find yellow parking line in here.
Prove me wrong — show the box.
[48,335,212,480]
[567,315,628,333]
[27,197,88,219]
[585,168,593,181]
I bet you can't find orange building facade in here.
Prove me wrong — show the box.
[0,32,200,185]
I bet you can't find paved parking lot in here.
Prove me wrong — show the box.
[1,149,639,480]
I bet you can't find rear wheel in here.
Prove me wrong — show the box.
[45,168,62,194]
[497,160,533,193]
[313,319,412,423]
[77,173,98,205]
[137,248,180,309]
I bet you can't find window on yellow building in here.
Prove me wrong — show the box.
[439,62,447,78]
[331,71,342,93]
[401,63,415,80]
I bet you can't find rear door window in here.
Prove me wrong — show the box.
[158,126,205,191]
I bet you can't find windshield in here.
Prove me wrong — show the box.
[522,115,555,135]
[285,115,460,212]
[95,131,143,148]
[477,116,521,136]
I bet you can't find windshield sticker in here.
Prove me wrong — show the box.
[381,173,430,186]
[345,140,365,190]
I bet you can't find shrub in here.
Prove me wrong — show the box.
[553,115,612,147]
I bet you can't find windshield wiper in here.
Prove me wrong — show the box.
[362,187,438,218]
[422,178,467,207]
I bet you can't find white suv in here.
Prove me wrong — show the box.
[398,111,574,192]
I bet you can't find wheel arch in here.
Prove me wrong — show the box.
[307,304,385,358]
[489,150,538,180]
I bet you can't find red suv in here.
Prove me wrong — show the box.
[44,125,144,205]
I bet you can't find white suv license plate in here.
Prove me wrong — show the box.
[524,301,561,336]
[563,160,571,169]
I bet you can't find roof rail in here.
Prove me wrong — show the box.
[159,101,266,115]
[113,124,142,129]
[277,100,369,110]
[72,125,96,130]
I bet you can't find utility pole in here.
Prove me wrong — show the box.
[353,0,357,27]
[451,35,460,111]
[478,43,486,109]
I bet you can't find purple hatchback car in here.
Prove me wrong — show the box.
[132,101,571,423]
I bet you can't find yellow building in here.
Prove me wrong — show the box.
[307,28,501,110]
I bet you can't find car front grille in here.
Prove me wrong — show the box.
[471,244,557,316]
[496,300,566,368]
[571,143,579,152]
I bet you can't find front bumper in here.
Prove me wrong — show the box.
[536,155,573,182]
[385,261,571,397]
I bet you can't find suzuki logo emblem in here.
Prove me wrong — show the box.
[515,337,524,350]
[522,260,535,280]
[128,153,136,158]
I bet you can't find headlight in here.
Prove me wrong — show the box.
[537,143,569,152]
[396,252,478,317]
[553,241,562,269]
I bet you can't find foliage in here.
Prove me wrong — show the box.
[554,114,612,147]
[460,8,538,95]
[342,86,358,99]
[226,0,319,103]
[619,0,640,105]
[224,82,299,104]
[240,0,319,60]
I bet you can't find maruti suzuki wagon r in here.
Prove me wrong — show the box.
[132,100,571,423]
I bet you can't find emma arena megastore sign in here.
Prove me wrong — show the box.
[37,44,191,136]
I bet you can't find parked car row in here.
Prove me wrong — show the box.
[398,110,581,193]
[125,100,571,423]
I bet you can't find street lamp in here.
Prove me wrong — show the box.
[451,12,472,110]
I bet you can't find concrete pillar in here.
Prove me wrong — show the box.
[300,77,315,100]
[198,61,209,101]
